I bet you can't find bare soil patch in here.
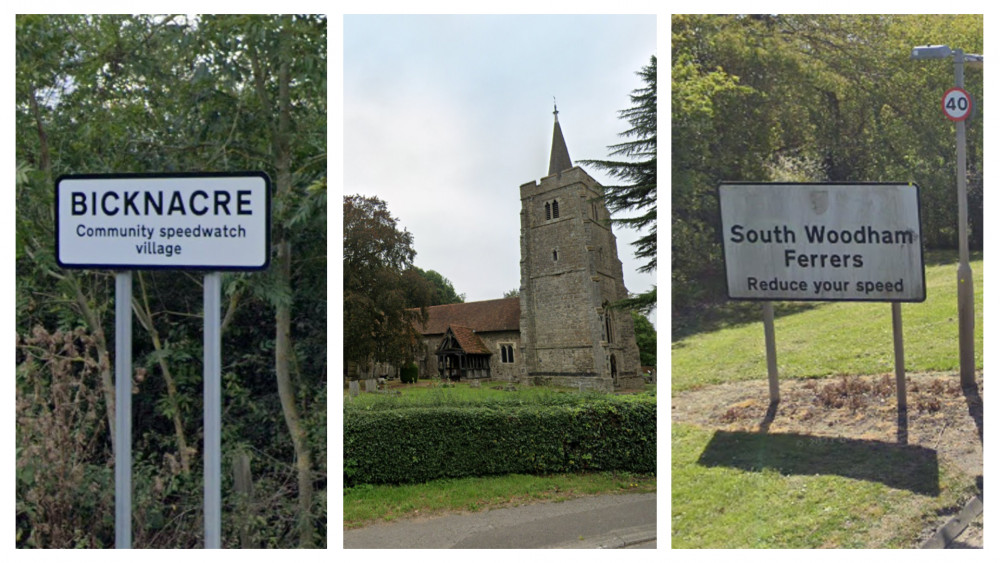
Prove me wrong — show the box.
[672,372,983,547]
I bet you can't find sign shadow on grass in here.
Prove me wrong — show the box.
[697,430,940,496]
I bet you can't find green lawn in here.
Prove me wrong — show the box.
[671,423,970,548]
[672,252,983,393]
[345,380,607,409]
[671,252,983,548]
[344,471,655,528]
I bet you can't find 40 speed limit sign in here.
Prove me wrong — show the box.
[942,87,973,121]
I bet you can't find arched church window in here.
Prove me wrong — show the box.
[545,202,551,220]
[552,200,560,218]
[500,344,515,364]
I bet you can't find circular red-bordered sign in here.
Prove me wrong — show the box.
[942,87,973,121]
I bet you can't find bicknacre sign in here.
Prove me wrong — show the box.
[56,172,271,270]
[719,183,925,302]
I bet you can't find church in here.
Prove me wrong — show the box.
[412,108,643,392]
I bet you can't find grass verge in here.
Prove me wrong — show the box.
[671,252,983,393]
[671,252,983,547]
[671,423,973,548]
[344,471,656,529]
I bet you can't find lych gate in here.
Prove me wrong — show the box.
[435,325,492,381]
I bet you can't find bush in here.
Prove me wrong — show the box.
[16,327,115,548]
[343,397,656,486]
[400,363,419,384]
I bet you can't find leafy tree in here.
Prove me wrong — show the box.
[630,311,657,367]
[344,195,423,377]
[16,14,327,547]
[503,288,520,299]
[670,14,982,320]
[407,266,465,306]
[580,55,657,313]
[401,267,436,310]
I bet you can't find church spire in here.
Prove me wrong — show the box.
[548,99,572,176]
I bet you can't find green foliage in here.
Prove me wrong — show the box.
[344,395,656,486]
[16,14,327,547]
[580,55,657,312]
[407,266,465,306]
[16,327,114,548]
[344,194,423,371]
[671,15,983,315]
[630,310,657,367]
[400,362,419,384]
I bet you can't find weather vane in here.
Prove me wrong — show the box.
[553,96,559,120]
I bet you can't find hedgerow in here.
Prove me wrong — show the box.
[343,396,655,486]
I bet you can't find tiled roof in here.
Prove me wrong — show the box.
[448,325,492,355]
[414,297,520,335]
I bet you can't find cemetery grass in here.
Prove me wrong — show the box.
[671,252,983,548]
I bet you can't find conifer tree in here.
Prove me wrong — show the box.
[580,55,657,312]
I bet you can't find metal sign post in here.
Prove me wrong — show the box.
[204,272,222,548]
[911,44,982,390]
[952,53,976,389]
[762,301,780,404]
[55,172,271,549]
[114,271,133,549]
[892,302,907,413]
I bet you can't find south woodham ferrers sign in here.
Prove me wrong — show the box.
[56,172,271,270]
[718,183,925,302]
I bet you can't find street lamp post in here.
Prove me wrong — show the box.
[910,44,982,389]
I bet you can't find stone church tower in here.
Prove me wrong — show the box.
[518,107,643,391]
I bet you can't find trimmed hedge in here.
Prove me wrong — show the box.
[399,362,418,384]
[344,398,655,486]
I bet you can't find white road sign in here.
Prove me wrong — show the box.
[56,172,271,270]
[942,87,972,121]
[719,183,925,302]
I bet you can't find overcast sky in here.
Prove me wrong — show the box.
[343,14,658,325]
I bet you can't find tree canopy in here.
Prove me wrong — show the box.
[343,194,423,375]
[671,14,983,317]
[406,266,465,307]
[630,311,657,368]
[16,15,326,548]
[581,54,657,313]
